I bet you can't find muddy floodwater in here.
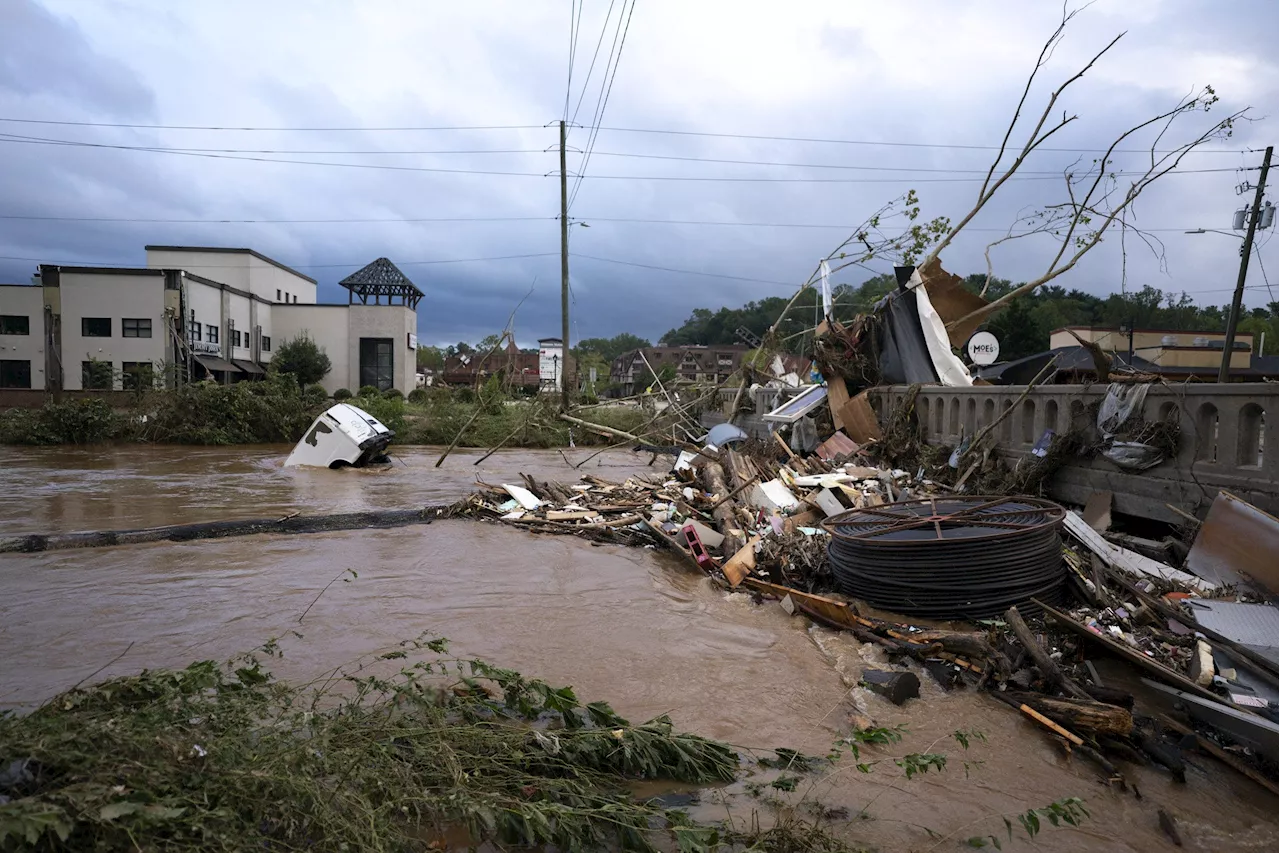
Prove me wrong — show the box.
[1,445,1275,852]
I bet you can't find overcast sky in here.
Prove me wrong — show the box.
[1,0,1276,347]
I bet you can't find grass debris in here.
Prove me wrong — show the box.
[0,635,738,852]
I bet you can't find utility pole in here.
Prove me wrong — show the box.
[1220,145,1272,383]
[555,118,570,409]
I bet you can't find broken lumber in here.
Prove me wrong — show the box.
[1033,599,1232,707]
[700,459,744,555]
[1004,606,1091,700]
[1004,692,1133,737]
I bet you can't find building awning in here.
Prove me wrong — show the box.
[195,354,242,374]
[233,359,266,375]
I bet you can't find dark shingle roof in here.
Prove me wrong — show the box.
[338,258,423,308]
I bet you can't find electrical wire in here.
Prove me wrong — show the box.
[569,0,619,128]
[570,252,796,286]
[568,0,636,211]
[0,115,1249,157]
[0,214,553,224]
[0,132,547,176]
[563,0,583,123]
[0,252,559,269]
[1,132,1232,183]
[591,126,1250,155]
[0,117,542,132]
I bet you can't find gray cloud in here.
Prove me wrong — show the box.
[0,0,1275,348]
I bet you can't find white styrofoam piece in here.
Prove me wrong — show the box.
[749,479,800,512]
[502,484,543,510]
[813,488,847,518]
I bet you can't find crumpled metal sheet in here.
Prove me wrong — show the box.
[1189,600,1280,664]
[1186,492,1279,593]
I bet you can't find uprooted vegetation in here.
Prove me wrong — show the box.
[0,634,742,852]
[0,632,1094,853]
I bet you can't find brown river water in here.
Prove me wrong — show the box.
[0,444,1274,852]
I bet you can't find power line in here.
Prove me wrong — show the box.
[568,0,636,211]
[0,131,1250,176]
[0,115,1251,156]
[0,133,1233,183]
[570,252,796,286]
[0,252,559,269]
[563,0,584,123]
[0,212,1218,233]
[592,126,1251,155]
[0,117,541,132]
[0,132,548,176]
[568,0,619,129]
[0,214,554,224]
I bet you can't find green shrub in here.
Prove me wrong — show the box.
[302,383,330,406]
[346,394,405,434]
[407,388,428,404]
[358,385,381,398]
[270,334,332,386]
[139,375,314,445]
[0,398,124,445]
[333,388,353,400]
[382,388,404,401]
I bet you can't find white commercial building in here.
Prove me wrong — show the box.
[0,246,422,395]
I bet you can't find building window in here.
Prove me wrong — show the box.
[284,292,290,303]
[232,329,241,347]
[122,318,152,338]
[359,337,395,391]
[0,360,31,388]
[121,362,154,391]
[292,294,298,304]
[207,324,219,344]
[82,317,111,337]
[82,360,113,390]
[0,315,30,335]
[261,336,272,352]
[276,289,282,301]
[190,323,201,343]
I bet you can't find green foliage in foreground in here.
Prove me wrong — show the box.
[0,636,738,852]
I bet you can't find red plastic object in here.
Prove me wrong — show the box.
[680,524,716,571]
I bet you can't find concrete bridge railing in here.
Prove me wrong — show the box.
[875,383,1278,523]
[702,382,1278,523]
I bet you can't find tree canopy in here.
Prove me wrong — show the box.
[656,273,1277,362]
[271,334,332,386]
[573,333,653,362]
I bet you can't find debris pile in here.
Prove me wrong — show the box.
[452,428,1277,798]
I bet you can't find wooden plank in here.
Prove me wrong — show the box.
[1018,704,1085,746]
[825,376,851,432]
[1155,712,1279,795]
[722,537,759,587]
[1033,598,1233,708]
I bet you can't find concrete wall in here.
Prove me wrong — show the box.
[147,249,251,292]
[184,276,223,351]
[59,271,167,390]
[272,305,350,393]
[0,285,46,389]
[347,305,415,393]
[145,248,315,306]
[248,255,315,305]
[875,383,1278,523]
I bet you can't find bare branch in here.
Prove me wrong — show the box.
[922,14,1125,267]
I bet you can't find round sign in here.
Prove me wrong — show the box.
[965,331,1001,365]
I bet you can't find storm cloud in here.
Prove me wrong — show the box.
[1,0,1275,346]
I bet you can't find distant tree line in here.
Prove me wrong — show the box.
[657,273,1279,362]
